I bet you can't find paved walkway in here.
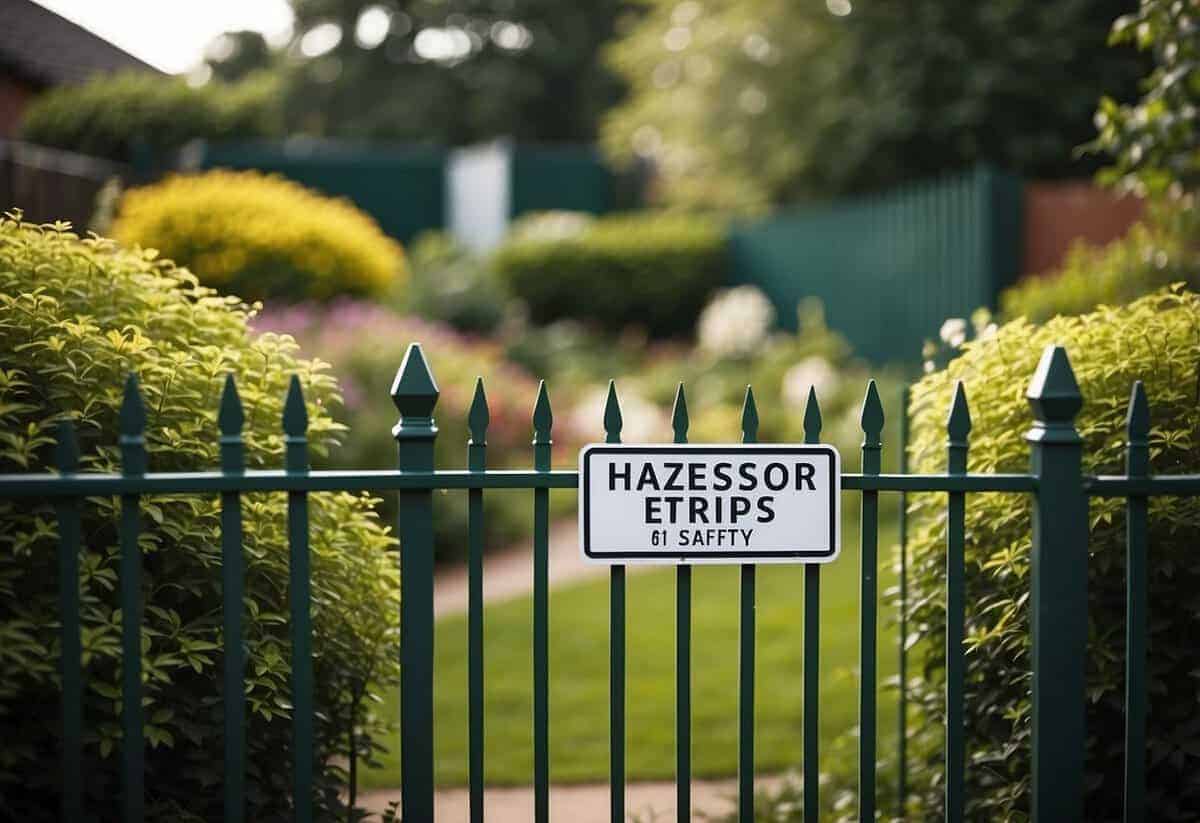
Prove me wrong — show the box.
[435,520,612,616]
[421,524,782,822]
[363,775,789,822]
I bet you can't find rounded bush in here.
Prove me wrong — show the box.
[902,288,1200,820]
[18,71,279,162]
[1000,200,1200,323]
[0,214,399,821]
[112,170,405,302]
[492,211,728,338]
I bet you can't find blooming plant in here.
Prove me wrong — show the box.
[697,285,776,358]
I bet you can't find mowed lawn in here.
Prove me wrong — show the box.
[363,509,900,789]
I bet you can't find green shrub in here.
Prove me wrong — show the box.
[18,71,280,162]
[1000,199,1200,323]
[0,214,399,821]
[398,231,511,334]
[900,287,1200,820]
[492,211,728,338]
[112,170,405,302]
[253,301,587,562]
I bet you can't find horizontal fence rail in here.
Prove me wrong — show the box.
[2,343,1198,822]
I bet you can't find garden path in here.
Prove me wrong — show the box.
[435,519,623,617]
[419,524,786,821]
[362,774,789,822]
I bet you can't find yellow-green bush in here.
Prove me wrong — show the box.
[0,214,399,820]
[112,170,405,302]
[902,287,1200,820]
[1000,199,1199,323]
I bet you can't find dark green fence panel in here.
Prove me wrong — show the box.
[7,342,1200,822]
[509,144,615,219]
[191,140,446,244]
[729,166,1023,363]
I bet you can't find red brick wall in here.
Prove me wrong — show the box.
[1023,181,1144,278]
[0,74,36,138]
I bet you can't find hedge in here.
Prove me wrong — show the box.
[0,214,398,821]
[492,211,728,338]
[18,71,279,162]
[902,287,1200,820]
[1000,199,1199,323]
[112,170,405,302]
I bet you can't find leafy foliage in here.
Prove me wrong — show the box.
[604,0,1145,210]
[253,300,587,561]
[265,1,635,144]
[398,231,511,334]
[492,211,727,337]
[0,215,399,821]
[18,71,280,162]
[112,170,405,302]
[1000,199,1200,322]
[901,288,1200,820]
[1092,0,1200,196]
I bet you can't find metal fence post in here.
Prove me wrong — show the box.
[1025,345,1088,822]
[392,343,440,822]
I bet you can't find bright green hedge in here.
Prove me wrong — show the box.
[18,71,279,162]
[1000,200,1199,323]
[492,211,728,338]
[901,288,1200,820]
[0,214,398,821]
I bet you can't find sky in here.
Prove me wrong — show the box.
[32,0,296,75]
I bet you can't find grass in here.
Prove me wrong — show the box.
[362,508,900,789]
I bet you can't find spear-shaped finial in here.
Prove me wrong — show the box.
[468,378,490,446]
[803,387,822,445]
[741,385,759,444]
[603,381,622,444]
[671,383,689,444]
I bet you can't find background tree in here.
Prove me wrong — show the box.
[208,0,638,144]
[1092,0,1200,196]
[603,0,1147,211]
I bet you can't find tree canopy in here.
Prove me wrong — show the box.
[1092,0,1200,196]
[603,0,1147,211]
[208,0,637,144]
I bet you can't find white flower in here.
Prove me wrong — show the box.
[782,356,839,408]
[511,210,594,242]
[697,286,775,357]
[939,317,967,348]
[569,385,669,443]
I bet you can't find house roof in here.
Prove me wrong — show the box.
[0,0,161,88]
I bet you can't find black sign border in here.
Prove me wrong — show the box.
[581,445,839,563]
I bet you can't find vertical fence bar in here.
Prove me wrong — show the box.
[859,381,884,822]
[118,374,146,822]
[739,387,759,823]
[392,344,440,823]
[283,377,313,823]
[55,420,84,822]
[945,383,971,823]
[897,384,910,815]
[1025,346,1087,822]
[218,376,247,823]
[671,385,692,823]
[468,379,489,823]
[802,389,823,823]
[1123,382,1149,823]
[532,382,553,823]
[603,382,626,823]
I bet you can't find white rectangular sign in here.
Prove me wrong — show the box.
[579,444,841,564]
